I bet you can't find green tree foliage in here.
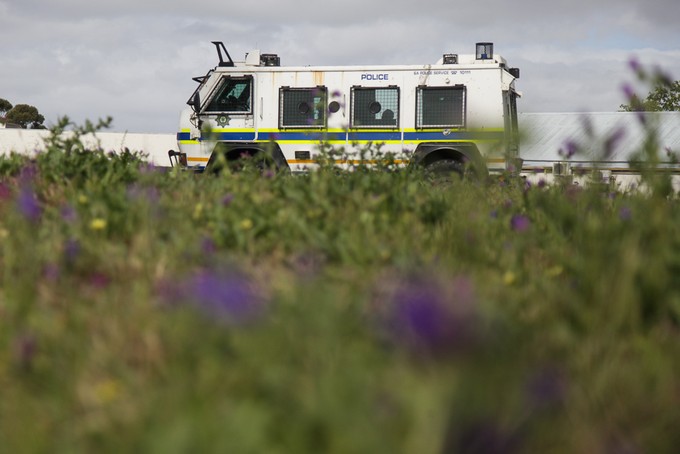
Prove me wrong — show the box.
[0,98,12,116]
[4,103,46,129]
[644,80,680,111]
[620,71,680,112]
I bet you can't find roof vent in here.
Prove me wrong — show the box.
[260,54,281,66]
[442,53,458,64]
[475,42,493,60]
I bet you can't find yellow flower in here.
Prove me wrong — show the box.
[240,218,253,230]
[90,218,107,230]
[193,203,203,220]
[503,270,516,286]
[547,265,563,277]
[0,228,8,240]
[78,194,88,205]
[94,379,120,404]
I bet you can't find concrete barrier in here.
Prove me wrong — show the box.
[0,129,177,167]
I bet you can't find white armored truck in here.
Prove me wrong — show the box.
[170,42,521,176]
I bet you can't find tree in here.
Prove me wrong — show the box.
[620,80,680,112]
[645,80,680,111]
[5,104,46,129]
[0,98,12,116]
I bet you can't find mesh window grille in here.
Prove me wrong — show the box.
[416,86,466,128]
[206,77,252,113]
[279,87,327,128]
[351,87,399,128]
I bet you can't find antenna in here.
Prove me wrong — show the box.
[211,41,235,67]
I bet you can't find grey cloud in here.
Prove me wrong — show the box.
[1,0,679,133]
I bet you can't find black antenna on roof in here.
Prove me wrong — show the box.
[211,41,234,67]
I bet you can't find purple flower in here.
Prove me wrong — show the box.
[289,251,327,277]
[19,164,38,185]
[190,271,262,321]
[139,163,158,174]
[558,140,579,159]
[621,83,636,101]
[13,332,38,370]
[524,366,567,410]
[43,263,61,282]
[619,206,632,221]
[510,214,531,232]
[603,127,626,159]
[387,275,480,356]
[201,236,217,255]
[127,184,160,204]
[89,272,111,289]
[60,204,77,223]
[64,238,81,263]
[628,57,641,73]
[442,419,520,454]
[0,182,11,202]
[16,187,42,222]
[222,193,235,206]
[161,268,265,324]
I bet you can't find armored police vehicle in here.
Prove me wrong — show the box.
[170,42,520,176]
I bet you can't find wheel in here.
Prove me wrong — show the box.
[425,158,485,183]
[424,159,465,182]
[207,146,276,175]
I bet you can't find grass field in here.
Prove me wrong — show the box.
[1,116,679,453]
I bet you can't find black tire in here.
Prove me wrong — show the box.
[207,146,275,175]
[425,158,486,183]
[424,159,465,182]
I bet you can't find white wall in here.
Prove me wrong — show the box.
[0,129,177,167]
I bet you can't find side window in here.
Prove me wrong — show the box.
[279,87,328,128]
[416,85,466,128]
[205,77,252,113]
[351,86,399,128]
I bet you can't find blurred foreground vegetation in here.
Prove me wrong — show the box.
[1,118,680,453]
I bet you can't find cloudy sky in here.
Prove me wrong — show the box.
[1,0,679,133]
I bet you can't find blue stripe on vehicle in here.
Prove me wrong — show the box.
[177,130,505,142]
[258,131,346,141]
[348,132,402,141]
[216,132,257,141]
[403,131,504,141]
[177,132,257,141]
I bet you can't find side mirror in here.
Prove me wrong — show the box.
[188,91,201,112]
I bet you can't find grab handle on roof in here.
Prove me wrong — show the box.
[212,41,235,67]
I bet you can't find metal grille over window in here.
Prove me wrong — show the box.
[351,87,399,128]
[416,86,466,128]
[279,87,328,128]
[206,77,252,113]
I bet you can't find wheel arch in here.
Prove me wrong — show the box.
[208,141,290,171]
[413,142,488,178]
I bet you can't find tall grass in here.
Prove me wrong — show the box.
[1,105,679,452]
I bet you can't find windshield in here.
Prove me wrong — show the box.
[205,77,252,113]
